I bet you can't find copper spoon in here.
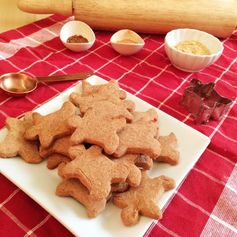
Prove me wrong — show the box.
[0,72,93,97]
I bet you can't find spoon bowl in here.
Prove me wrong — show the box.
[0,73,37,96]
[0,72,93,97]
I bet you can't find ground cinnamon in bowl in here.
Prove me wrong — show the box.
[67,35,89,43]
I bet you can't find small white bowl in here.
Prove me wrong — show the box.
[110,29,144,56]
[165,28,224,72]
[60,20,95,52]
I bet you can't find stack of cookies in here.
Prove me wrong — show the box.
[0,80,180,226]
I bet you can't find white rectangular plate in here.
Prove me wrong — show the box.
[0,76,210,237]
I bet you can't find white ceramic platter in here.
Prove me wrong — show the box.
[0,75,210,237]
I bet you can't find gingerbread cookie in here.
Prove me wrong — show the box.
[61,145,139,200]
[47,154,71,169]
[113,154,141,187]
[111,154,147,193]
[56,178,107,218]
[71,80,119,107]
[132,108,158,123]
[82,80,126,98]
[0,113,42,163]
[70,80,134,114]
[112,171,175,226]
[113,109,161,159]
[40,136,72,158]
[68,100,133,154]
[156,133,180,165]
[24,101,76,148]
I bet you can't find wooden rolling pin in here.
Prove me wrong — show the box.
[17,0,237,38]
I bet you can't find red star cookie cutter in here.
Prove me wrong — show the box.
[180,78,232,124]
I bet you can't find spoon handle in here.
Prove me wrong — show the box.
[36,72,93,82]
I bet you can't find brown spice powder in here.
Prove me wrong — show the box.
[67,35,89,43]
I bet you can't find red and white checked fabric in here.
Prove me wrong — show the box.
[0,15,236,237]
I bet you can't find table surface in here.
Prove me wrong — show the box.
[0,14,236,237]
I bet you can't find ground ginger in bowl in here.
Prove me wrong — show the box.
[165,28,223,72]
[175,40,210,55]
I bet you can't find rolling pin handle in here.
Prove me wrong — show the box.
[17,0,73,16]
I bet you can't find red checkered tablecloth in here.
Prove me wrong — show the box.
[0,15,236,237]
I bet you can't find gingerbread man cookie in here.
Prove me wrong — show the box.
[82,80,126,98]
[24,101,76,148]
[0,113,42,163]
[112,171,175,226]
[40,136,72,158]
[113,154,142,187]
[113,109,161,159]
[132,108,158,123]
[68,100,133,154]
[56,178,107,217]
[70,80,134,114]
[156,132,180,165]
[62,145,139,200]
